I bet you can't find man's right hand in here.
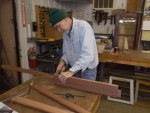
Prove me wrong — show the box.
[56,59,66,73]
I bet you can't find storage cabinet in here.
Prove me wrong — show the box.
[33,6,64,73]
[114,12,142,50]
[141,0,150,50]
[127,0,141,12]
[142,1,150,41]
[35,6,62,40]
[36,40,63,73]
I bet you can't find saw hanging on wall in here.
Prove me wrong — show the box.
[93,9,115,25]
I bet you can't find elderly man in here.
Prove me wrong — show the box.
[48,8,98,83]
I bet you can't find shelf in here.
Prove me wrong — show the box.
[144,15,150,18]
[118,34,135,37]
[93,8,115,11]
[146,0,150,2]
[27,37,36,42]
[27,37,62,43]
[36,38,62,42]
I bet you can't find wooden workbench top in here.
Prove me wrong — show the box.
[99,50,150,68]
[0,76,100,113]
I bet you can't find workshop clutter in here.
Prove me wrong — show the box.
[145,5,150,16]
[96,42,105,53]
[93,10,114,25]
[93,9,125,25]
[35,6,62,40]
[96,38,113,53]
[28,47,37,70]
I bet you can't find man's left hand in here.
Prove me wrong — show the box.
[59,71,74,84]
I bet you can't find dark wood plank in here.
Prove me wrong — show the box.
[54,75,121,97]
[1,65,121,97]
[0,65,52,78]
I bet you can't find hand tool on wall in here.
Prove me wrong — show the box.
[104,12,108,25]
[53,92,86,99]
[94,10,104,25]
[98,11,104,24]
[110,15,114,25]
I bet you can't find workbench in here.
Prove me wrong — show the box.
[98,50,150,80]
[0,76,101,113]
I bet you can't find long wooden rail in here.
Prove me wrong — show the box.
[1,64,121,97]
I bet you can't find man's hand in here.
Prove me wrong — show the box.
[56,59,65,73]
[59,71,74,84]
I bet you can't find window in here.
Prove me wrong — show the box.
[94,0,114,9]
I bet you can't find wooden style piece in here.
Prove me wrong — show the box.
[108,76,134,105]
[1,64,121,97]
[0,65,51,78]
[12,96,74,113]
[53,75,121,97]
[33,85,90,113]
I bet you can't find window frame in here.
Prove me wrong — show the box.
[93,0,115,10]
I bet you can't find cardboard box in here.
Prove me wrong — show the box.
[96,42,105,53]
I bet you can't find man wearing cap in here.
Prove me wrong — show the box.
[48,8,98,83]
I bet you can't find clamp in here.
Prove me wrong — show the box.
[53,92,86,99]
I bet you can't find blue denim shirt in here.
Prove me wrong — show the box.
[62,18,98,73]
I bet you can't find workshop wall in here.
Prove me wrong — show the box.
[58,0,127,34]
[15,0,59,82]
[15,0,31,82]
[16,0,127,82]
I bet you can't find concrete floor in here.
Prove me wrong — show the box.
[96,96,150,113]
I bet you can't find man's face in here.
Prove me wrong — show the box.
[54,19,69,33]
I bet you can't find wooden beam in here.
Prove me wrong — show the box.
[33,85,90,113]
[12,97,74,113]
[53,75,121,97]
[0,65,51,78]
[1,65,121,97]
